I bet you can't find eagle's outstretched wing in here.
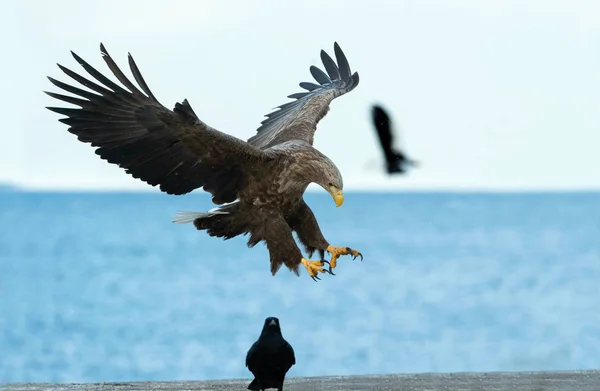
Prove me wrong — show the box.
[247,42,359,149]
[45,43,271,203]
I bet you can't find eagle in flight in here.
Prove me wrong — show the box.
[45,42,363,281]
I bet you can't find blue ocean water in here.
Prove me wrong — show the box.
[0,190,599,383]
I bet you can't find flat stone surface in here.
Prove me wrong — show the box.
[4,370,600,391]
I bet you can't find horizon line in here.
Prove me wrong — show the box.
[1,185,598,195]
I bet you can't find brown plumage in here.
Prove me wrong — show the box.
[45,42,363,280]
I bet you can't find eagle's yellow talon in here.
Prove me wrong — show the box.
[326,245,363,271]
[301,258,328,281]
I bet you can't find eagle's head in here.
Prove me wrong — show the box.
[313,156,344,207]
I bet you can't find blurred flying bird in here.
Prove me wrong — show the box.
[45,42,363,281]
[246,317,296,391]
[371,104,419,175]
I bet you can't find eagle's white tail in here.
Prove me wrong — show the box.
[172,211,206,224]
[172,210,228,224]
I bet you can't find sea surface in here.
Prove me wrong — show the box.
[0,190,599,383]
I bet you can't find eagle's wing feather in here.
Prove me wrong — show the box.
[46,43,271,203]
[247,42,359,149]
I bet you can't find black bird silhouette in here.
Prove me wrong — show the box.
[246,317,296,391]
[371,104,418,174]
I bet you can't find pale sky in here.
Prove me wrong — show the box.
[2,0,599,191]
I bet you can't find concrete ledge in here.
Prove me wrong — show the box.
[4,370,600,391]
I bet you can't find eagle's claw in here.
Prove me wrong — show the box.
[353,252,363,261]
[326,245,363,272]
[301,258,330,281]
[320,259,336,275]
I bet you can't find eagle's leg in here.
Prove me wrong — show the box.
[264,210,331,281]
[326,246,363,271]
[286,200,332,272]
[287,199,363,275]
[301,258,329,281]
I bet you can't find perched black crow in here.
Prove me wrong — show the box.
[371,104,419,175]
[246,317,296,391]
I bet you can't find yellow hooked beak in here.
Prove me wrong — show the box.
[328,186,344,207]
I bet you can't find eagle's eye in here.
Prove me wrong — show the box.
[328,182,333,187]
